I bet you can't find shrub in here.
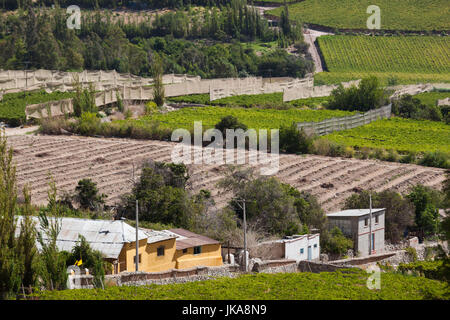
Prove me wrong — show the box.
[214,115,248,135]
[313,139,347,157]
[384,149,400,162]
[400,151,417,164]
[77,112,101,136]
[74,179,107,211]
[124,108,133,119]
[145,101,158,115]
[67,235,107,288]
[279,124,313,154]
[405,247,418,262]
[419,151,450,169]
[327,76,386,112]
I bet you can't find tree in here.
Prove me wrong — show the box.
[392,94,443,121]
[17,185,38,290]
[321,227,353,256]
[151,53,165,107]
[36,178,68,291]
[0,129,22,299]
[279,124,313,154]
[119,162,201,228]
[67,236,106,289]
[75,179,107,211]
[327,76,385,112]
[219,167,303,236]
[215,115,248,136]
[407,185,442,237]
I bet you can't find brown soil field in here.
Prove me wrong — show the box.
[8,134,446,213]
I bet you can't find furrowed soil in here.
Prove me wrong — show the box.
[8,135,446,213]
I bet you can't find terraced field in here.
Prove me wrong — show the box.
[8,135,446,213]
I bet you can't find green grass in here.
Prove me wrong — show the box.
[315,35,450,85]
[268,0,450,31]
[0,90,75,126]
[315,72,450,86]
[324,117,450,154]
[35,269,449,300]
[120,106,354,131]
[414,91,450,106]
[169,92,331,108]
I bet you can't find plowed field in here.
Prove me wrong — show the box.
[8,135,446,213]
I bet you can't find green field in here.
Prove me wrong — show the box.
[268,0,450,31]
[315,35,450,85]
[35,269,449,300]
[414,91,450,106]
[122,106,354,131]
[324,118,450,154]
[315,72,450,86]
[169,92,331,108]
[0,90,75,126]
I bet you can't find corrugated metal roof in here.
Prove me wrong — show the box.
[168,228,220,250]
[327,208,385,217]
[139,228,176,244]
[15,216,148,259]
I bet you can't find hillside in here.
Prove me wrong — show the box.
[8,134,445,213]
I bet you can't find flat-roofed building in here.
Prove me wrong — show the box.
[326,208,385,256]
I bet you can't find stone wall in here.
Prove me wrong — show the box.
[251,259,297,273]
[104,265,235,287]
[298,260,356,273]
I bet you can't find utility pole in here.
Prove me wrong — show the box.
[369,193,372,255]
[135,199,139,272]
[234,198,248,272]
[131,163,139,272]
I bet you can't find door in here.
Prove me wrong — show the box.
[307,246,312,261]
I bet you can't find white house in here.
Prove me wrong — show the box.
[257,234,320,262]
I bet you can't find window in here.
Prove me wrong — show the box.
[182,249,188,254]
[364,218,368,227]
[300,248,304,254]
[375,215,379,224]
[157,246,165,256]
[194,246,202,255]
[314,244,317,248]
[133,254,141,264]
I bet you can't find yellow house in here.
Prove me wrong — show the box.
[118,228,223,273]
[16,216,223,275]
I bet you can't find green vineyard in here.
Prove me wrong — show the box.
[0,90,75,126]
[268,0,450,31]
[318,36,450,74]
[324,118,450,154]
[121,106,354,131]
[35,269,449,300]
[169,93,330,108]
[315,35,450,85]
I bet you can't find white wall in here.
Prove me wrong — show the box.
[284,234,320,262]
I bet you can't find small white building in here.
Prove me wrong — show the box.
[257,234,320,262]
